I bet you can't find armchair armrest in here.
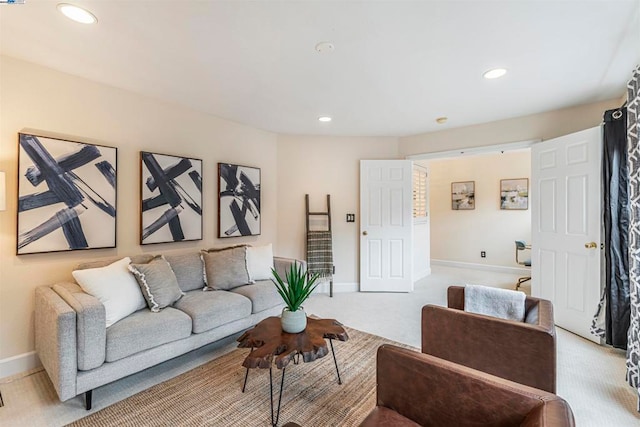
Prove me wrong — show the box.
[370,345,573,427]
[35,286,78,401]
[422,304,556,393]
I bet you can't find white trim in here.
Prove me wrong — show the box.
[406,139,539,160]
[0,351,41,380]
[314,281,359,294]
[431,259,530,275]
[414,267,432,281]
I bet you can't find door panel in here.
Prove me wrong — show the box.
[532,126,601,342]
[360,160,413,292]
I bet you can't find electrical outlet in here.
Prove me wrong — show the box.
[346,213,355,223]
[481,251,486,258]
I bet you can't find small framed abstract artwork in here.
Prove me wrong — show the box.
[218,163,261,237]
[17,133,117,254]
[500,178,529,210]
[451,181,475,210]
[140,151,203,244]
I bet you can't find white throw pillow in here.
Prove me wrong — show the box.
[72,257,146,327]
[247,244,274,282]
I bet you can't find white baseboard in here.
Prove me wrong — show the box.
[414,267,432,281]
[314,281,359,294]
[431,259,530,275]
[0,351,41,380]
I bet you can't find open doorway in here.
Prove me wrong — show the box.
[412,146,533,293]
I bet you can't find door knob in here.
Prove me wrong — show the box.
[362,231,368,236]
[584,242,597,249]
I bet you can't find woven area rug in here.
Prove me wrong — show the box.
[68,328,413,427]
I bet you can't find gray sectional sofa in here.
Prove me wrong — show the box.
[34,250,301,409]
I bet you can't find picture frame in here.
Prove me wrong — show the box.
[218,163,261,237]
[17,133,117,254]
[140,151,203,244]
[451,181,475,210]
[500,178,529,210]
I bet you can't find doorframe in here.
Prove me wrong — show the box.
[405,139,540,279]
[405,139,539,161]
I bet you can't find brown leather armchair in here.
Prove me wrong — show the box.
[360,345,575,427]
[422,285,556,393]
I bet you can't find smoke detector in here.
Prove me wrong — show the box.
[315,42,335,53]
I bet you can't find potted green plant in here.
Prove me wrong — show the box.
[271,262,320,333]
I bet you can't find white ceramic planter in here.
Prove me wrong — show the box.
[281,308,307,333]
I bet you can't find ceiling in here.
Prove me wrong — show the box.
[1,1,639,137]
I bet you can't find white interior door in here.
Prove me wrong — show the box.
[531,126,602,342]
[360,160,413,292]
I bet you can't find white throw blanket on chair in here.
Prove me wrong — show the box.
[464,284,526,322]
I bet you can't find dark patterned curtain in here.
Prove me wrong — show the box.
[626,65,640,410]
[602,107,630,349]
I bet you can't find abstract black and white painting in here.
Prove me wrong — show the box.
[17,133,117,255]
[140,152,202,244]
[218,163,260,237]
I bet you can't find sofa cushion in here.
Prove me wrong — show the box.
[165,252,206,292]
[174,290,252,333]
[76,254,155,270]
[72,257,147,327]
[105,307,192,362]
[247,244,274,281]
[231,280,283,314]
[201,246,252,290]
[129,255,184,312]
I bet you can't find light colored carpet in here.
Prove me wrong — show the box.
[67,328,408,427]
[1,265,639,426]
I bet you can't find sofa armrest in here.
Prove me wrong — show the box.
[273,256,307,281]
[422,304,556,393]
[374,345,572,426]
[35,286,78,402]
[52,283,106,370]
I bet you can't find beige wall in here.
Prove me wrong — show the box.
[424,151,531,268]
[399,99,621,157]
[276,135,399,286]
[0,57,279,364]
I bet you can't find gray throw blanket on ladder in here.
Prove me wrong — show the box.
[306,230,333,279]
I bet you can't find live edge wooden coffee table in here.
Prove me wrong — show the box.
[237,316,349,427]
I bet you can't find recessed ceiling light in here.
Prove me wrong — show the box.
[57,3,97,24]
[318,116,332,122]
[483,68,507,79]
[435,117,448,124]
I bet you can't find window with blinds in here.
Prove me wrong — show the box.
[413,166,428,219]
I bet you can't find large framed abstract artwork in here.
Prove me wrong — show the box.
[218,163,261,237]
[140,152,203,244]
[17,133,117,255]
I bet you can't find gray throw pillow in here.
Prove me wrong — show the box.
[165,251,206,292]
[201,246,252,290]
[128,255,184,312]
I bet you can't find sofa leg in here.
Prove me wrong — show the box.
[85,390,92,410]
